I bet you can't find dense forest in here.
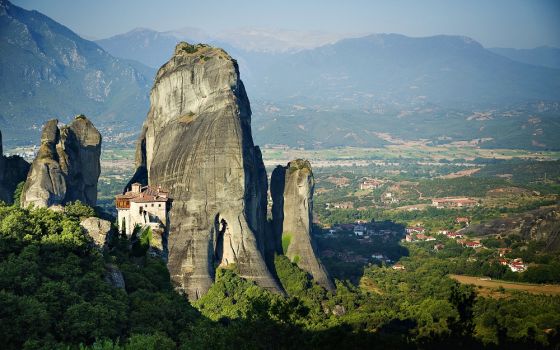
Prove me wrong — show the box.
[1,193,559,349]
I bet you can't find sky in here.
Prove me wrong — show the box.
[11,0,560,48]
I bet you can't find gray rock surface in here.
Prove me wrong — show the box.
[129,42,281,300]
[21,115,101,208]
[149,227,165,259]
[104,264,126,289]
[80,217,112,248]
[0,129,30,204]
[463,205,560,252]
[271,159,334,290]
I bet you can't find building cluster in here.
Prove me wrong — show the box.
[498,257,528,272]
[360,178,384,190]
[405,233,436,242]
[405,226,435,242]
[326,221,400,239]
[326,202,354,209]
[459,240,483,249]
[437,230,464,239]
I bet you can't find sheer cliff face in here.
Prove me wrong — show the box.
[133,43,279,299]
[0,130,30,204]
[21,116,101,208]
[271,159,334,290]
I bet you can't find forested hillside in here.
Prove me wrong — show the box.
[1,196,558,349]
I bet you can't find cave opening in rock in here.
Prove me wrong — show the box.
[214,215,228,265]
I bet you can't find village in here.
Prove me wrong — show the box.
[317,175,531,277]
[318,215,529,275]
[324,176,480,211]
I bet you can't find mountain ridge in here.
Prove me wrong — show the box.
[0,0,152,146]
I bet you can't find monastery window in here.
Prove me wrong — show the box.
[139,206,143,214]
[159,204,161,207]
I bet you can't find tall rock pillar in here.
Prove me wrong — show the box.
[271,159,334,290]
[129,42,281,300]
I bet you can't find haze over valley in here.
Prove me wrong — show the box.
[2,0,560,151]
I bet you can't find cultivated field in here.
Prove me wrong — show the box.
[261,145,560,168]
[450,274,560,296]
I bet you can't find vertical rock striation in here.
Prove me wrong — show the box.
[21,115,101,208]
[271,159,334,290]
[129,42,280,299]
[0,129,30,204]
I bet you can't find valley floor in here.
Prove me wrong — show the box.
[450,274,560,296]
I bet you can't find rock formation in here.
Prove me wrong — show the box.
[0,130,30,204]
[105,264,126,289]
[21,115,101,208]
[271,159,334,290]
[464,205,560,252]
[129,42,281,299]
[80,217,113,248]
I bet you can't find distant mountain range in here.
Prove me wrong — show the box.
[243,34,560,108]
[489,46,560,70]
[0,0,153,146]
[1,0,560,150]
[96,28,560,109]
[95,27,209,69]
[95,27,353,68]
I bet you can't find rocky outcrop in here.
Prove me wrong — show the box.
[129,42,281,299]
[271,159,334,290]
[80,217,113,248]
[21,115,101,208]
[0,130,30,204]
[463,205,560,252]
[104,264,126,289]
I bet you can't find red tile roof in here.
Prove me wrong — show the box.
[116,185,170,203]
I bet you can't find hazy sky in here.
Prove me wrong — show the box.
[11,0,560,48]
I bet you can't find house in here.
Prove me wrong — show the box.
[446,232,463,239]
[406,226,426,234]
[332,202,354,209]
[405,234,414,242]
[432,197,478,209]
[416,233,427,241]
[360,179,383,190]
[437,230,449,235]
[434,244,445,251]
[455,217,470,226]
[354,225,366,237]
[425,236,436,241]
[116,183,171,236]
[392,263,406,270]
[464,241,482,249]
[508,260,527,272]
[383,192,398,203]
[498,258,509,266]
